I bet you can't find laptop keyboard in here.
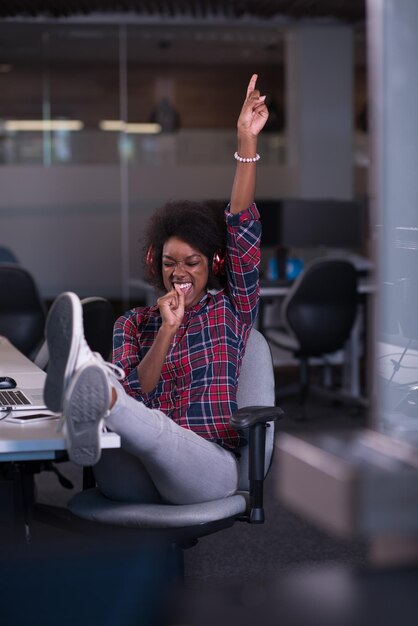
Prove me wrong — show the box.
[0,390,30,407]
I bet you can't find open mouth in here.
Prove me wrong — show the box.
[174,282,193,295]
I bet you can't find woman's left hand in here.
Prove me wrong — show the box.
[237,74,269,139]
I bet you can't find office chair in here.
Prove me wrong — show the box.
[68,328,283,570]
[35,296,115,370]
[80,296,115,360]
[0,263,47,359]
[0,246,19,264]
[265,258,358,405]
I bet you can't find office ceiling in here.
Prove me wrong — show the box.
[0,1,366,67]
[0,1,365,23]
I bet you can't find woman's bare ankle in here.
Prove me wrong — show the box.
[110,386,117,409]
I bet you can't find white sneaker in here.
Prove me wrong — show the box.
[43,291,124,413]
[63,363,110,466]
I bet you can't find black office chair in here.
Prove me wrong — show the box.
[68,328,283,573]
[0,263,47,359]
[79,296,115,360]
[265,258,358,405]
[35,296,115,370]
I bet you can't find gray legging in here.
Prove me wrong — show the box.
[94,380,239,505]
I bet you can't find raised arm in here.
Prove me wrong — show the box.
[230,74,269,215]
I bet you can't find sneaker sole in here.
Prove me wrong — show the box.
[43,292,83,413]
[63,364,110,466]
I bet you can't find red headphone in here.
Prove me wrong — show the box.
[146,245,155,275]
[212,249,226,276]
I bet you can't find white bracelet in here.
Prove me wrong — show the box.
[234,151,260,163]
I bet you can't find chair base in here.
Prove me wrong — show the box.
[309,384,369,409]
[275,362,368,409]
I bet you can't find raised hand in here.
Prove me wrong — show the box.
[237,74,269,139]
[230,73,269,213]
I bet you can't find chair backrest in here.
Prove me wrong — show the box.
[282,258,358,357]
[35,296,115,370]
[81,297,115,361]
[236,327,276,491]
[0,264,46,358]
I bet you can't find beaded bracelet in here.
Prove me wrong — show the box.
[234,151,261,163]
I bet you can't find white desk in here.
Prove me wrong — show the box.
[259,277,374,299]
[0,337,120,462]
[0,419,120,462]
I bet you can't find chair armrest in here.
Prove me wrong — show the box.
[230,405,284,429]
[231,405,284,524]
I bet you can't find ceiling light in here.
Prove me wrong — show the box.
[100,120,162,134]
[3,120,83,131]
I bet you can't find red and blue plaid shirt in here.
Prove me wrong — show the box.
[113,203,261,450]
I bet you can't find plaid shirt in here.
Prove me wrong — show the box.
[113,203,261,450]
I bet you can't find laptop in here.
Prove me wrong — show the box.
[0,336,47,411]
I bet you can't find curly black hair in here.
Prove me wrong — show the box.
[142,199,228,292]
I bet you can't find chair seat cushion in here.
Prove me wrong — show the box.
[69,488,247,529]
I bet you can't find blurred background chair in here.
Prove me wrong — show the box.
[265,258,358,406]
[0,246,19,264]
[35,295,115,370]
[68,328,283,574]
[0,263,46,359]
[79,296,115,360]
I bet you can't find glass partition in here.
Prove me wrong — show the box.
[0,22,287,167]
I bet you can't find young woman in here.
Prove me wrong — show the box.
[44,74,268,505]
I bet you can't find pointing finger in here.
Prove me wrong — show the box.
[246,73,258,98]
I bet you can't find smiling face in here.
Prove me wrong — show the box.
[162,236,209,308]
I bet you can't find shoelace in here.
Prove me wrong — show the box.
[92,352,125,381]
[78,336,125,381]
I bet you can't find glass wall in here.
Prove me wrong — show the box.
[0,22,286,167]
[0,21,288,302]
